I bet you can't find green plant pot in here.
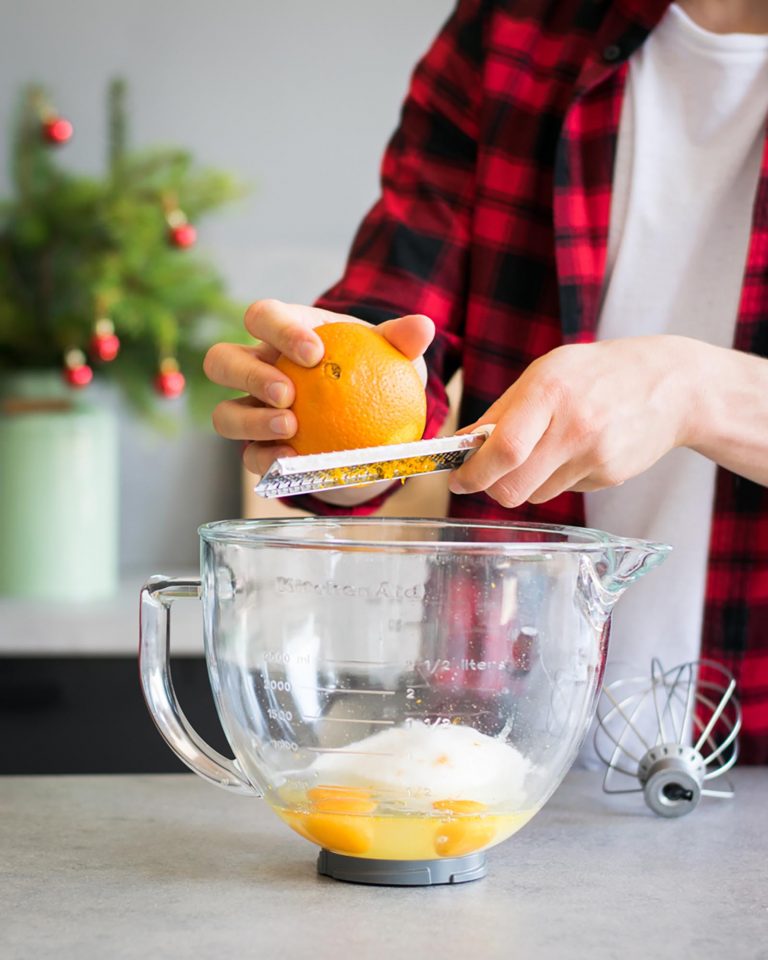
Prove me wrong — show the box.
[0,371,118,601]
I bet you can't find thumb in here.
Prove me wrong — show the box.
[377,314,435,361]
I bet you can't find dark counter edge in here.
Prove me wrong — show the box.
[0,655,228,774]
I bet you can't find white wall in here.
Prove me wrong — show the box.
[0,0,455,569]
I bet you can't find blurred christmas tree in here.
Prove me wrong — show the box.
[0,79,248,421]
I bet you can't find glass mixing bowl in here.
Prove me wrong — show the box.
[139,518,669,885]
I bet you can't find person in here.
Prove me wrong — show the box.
[204,0,768,763]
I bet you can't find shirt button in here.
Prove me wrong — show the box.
[602,43,623,62]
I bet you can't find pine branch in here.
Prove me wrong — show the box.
[1,78,249,423]
[108,78,127,186]
[12,86,53,201]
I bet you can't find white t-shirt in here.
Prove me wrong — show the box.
[584,5,768,687]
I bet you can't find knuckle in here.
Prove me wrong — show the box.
[286,327,309,353]
[247,299,312,360]
[246,298,282,332]
[489,478,524,510]
[244,301,261,329]
[243,363,265,398]
[203,343,226,381]
[546,375,573,411]
[591,441,611,468]
[258,297,284,317]
[284,323,317,359]
[243,442,267,474]
[244,405,268,438]
[244,442,284,476]
[547,344,577,365]
[590,431,617,468]
[569,409,596,444]
[493,431,529,468]
[210,402,227,434]
[594,465,625,489]
[531,362,571,410]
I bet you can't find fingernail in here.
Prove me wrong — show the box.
[267,382,289,406]
[449,477,465,494]
[298,340,322,365]
[269,415,292,436]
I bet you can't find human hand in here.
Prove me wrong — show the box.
[204,300,435,491]
[449,335,700,506]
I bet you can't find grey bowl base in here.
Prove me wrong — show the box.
[316,849,487,886]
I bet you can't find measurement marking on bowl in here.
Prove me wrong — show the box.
[301,685,398,696]
[302,715,395,726]
[321,659,402,667]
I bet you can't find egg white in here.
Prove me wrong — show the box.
[307,722,531,810]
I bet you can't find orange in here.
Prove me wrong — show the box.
[275,322,427,455]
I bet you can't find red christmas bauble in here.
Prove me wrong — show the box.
[90,331,121,362]
[42,117,74,145]
[155,369,186,398]
[168,224,197,248]
[64,363,93,388]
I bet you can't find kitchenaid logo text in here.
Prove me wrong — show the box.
[273,576,424,602]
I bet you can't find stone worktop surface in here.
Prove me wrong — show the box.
[2,769,766,959]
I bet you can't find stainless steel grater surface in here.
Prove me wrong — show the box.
[254,429,492,499]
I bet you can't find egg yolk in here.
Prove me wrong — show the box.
[306,786,377,815]
[274,785,533,860]
[433,819,499,858]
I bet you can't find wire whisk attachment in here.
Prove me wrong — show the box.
[594,658,741,818]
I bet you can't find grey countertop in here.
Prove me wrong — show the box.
[2,770,766,960]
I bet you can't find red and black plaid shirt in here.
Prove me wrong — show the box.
[305,0,768,762]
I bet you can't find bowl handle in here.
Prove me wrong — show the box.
[139,575,258,795]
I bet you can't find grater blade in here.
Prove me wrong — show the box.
[254,427,493,499]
